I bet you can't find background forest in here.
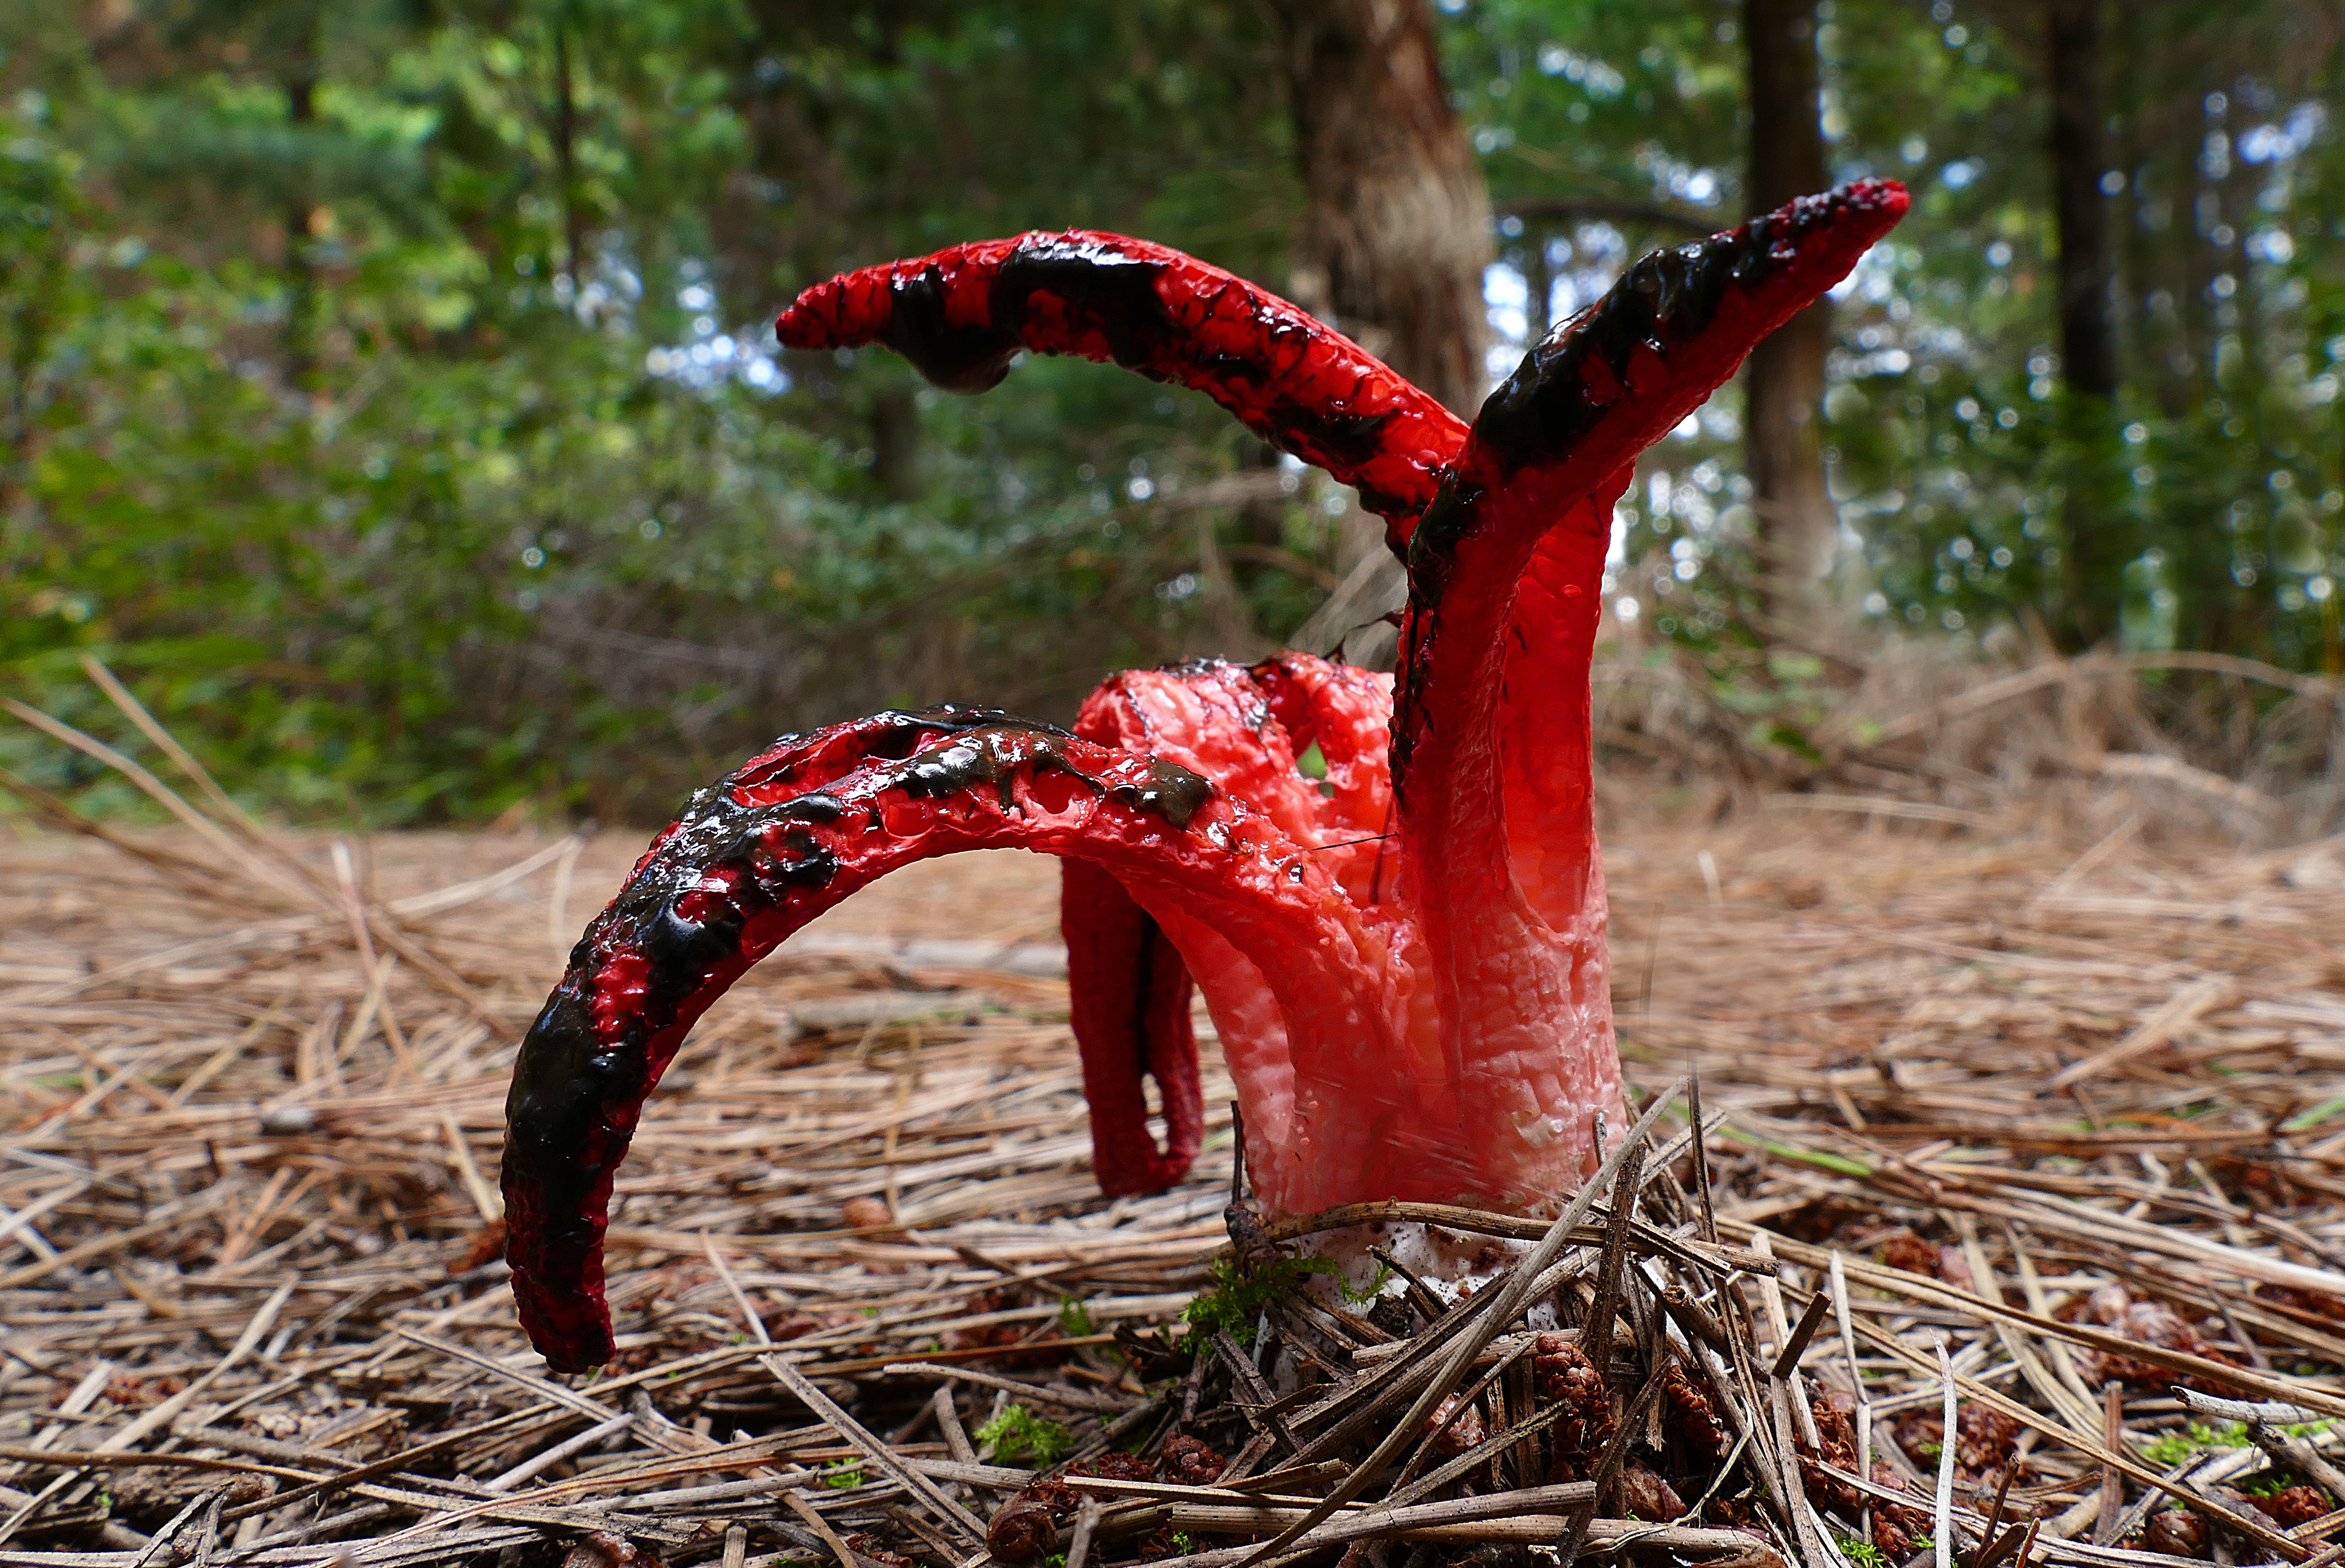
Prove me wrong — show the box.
[1,0,2339,824]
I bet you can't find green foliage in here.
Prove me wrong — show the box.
[2143,1420,2249,1467]
[1,0,2337,826]
[1444,0,2344,669]
[2144,1417,2327,1468]
[1180,1254,1346,1349]
[976,1404,1074,1467]
[1836,1539,1887,1568]
[1056,1296,1099,1338]
[1178,1251,1394,1352]
[1339,1259,1397,1306]
[0,0,1331,823]
[821,1463,866,1490]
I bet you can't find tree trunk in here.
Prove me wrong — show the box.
[2047,0,2127,646]
[1268,0,1492,417]
[869,384,921,501]
[282,40,318,394]
[1271,0,1493,665]
[2048,0,2118,398]
[1742,0,1837,609]
[1524,230,1554,343]
[553,14,588,294]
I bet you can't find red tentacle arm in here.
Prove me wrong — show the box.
[1388,180,1909,1175]
[1496,488,1627,941]
[502,708,1385,1372]
[775,231,1468,535]
[505,190,1926,1370]
[1066,665,1286,1183]
[1397,180,1910,830]
[1060,858,1201,1196]
[1247,653,1396,865]
[1063,658,1417,1196]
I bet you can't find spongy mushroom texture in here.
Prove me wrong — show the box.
[1304,1221,1539,1309]
[499,180,1910,1374]
[1070,657,1622,1222]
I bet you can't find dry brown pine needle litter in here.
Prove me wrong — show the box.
[2,681,2343,1568]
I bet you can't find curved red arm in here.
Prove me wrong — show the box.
[1397,179,1909,871]
[1245,652,1396,902]
[502,706,1376,1372]
[1056,654,1402,1194]
[777,231,1468,535]
[1390,180,1907,1096]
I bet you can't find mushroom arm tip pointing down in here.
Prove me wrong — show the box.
[501,708,1353,1372]
[1061,859,1203,1198]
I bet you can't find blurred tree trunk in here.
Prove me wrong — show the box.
[281,15,318,394]
[870,384,921,501]
[2049,0,2119,399]
[1271,0,1491,664]
[552,9,596,302]
[1742,0,1837,613]
[2047,0,2127,646]
[1267,0,1491,417]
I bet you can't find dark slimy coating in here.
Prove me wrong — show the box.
[778,230,1470,539]
[874,237,1176,393]
[1463,180,1912,480]
[509,185,1911,1375]
[503,708,1256,1371]
[1395,180,1909,785]
[876,263,1021,393]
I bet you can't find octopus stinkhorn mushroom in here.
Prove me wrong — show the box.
[503,179,1909,1371]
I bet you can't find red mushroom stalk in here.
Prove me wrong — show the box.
[503,181,1909,1371]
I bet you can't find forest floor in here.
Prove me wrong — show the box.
[1,797,2343,1568]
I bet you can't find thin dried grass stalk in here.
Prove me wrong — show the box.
[0,666,2339,1568]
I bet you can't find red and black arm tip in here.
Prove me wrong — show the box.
[503,708,1358,1373]
[777,230,1469,539]
[1393,180,1910,832]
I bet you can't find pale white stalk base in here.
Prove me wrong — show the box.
[1298,1220,1563,1330]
